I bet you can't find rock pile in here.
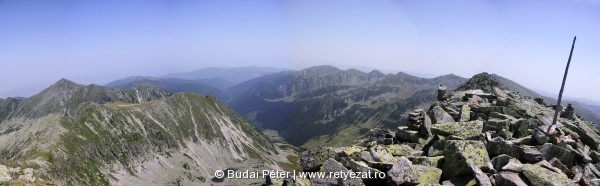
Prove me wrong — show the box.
[299,73,600,186]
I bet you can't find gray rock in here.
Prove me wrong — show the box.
[583,165,599,185]
[459,104,471,122]
[387,157,412,185]
[491,154,523,172]
[484,118,511,132]
[430,105,455,124]
[347,160,381,174]
[514,119,537,138]
[591,179,600,186]
[443,140,491,177]
[318,158,365,186]
[431,121,484,140]
[486,139,524,159]
[419,112,432,136]
[539,143,575,166]
[496,172,528,186]
[521,146,543,163]
[300,147,341,171]
[412,156,444,168]
[470,164,492,186]
[548,158,572,176]
[562,120,600,151]
[521,163,572,186]
[438,85,448,101]
[404,165,443,185]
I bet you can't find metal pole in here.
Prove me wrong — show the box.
[549,36,576,133]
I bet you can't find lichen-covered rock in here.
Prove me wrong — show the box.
[514,119,537,138]
[300,147,341,171]
[484,118,511,132]
[539,143,575,166]
[396,130,427,144]
[496,172,528,186]
[486,139,524,159]
[405,165,443,185]
[521,163,572,186]
[387,157,412,185]
[548,157,572,176]
[521,145,543,163]
[386,144,417,157]
[0,165,11,183]
[430,105,455,124]
[459,105,471,122]
[491,154,523,172]
[413,156,444,168]
[443,140,491,177]
[346,160,381,174]
[562,120,600,151]
[318,158,365,186]
[469,164,492,186]
[431,121,483,140]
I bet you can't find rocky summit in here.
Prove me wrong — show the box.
[299,72,600,186]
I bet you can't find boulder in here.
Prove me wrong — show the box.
[430,105,455,124]
[412,156,444,168]
[548,158,572,176]
[431,121,484,140]
[514,119,537,138]
[396,130,426,144]
[300,147,341,171]
[495,172,528,186]
[386,144,418,157]
[539,143,575,166]
[491,154,523,172]
[419,113,432,136]
[387,157,412,185]
[443,140,491,177]
[404,165,443,185]
[591,179,600,186]
[486,138,524,159]
[521,163,572,186]
[562,120,600,151]
[521,146,543,163]
[317,158,365,186]
[470,164,492,186]
[484,119,511,132]
[459,105,471,122]
[346,160,381,174]
[582,165,599,185]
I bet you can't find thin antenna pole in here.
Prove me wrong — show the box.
[549,36,576,133]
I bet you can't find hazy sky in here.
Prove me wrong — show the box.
[1,0,599,102]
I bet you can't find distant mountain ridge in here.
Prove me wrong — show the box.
[227,65,468,147]
[160,66,288,85]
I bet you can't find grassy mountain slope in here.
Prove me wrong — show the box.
[0,80,295,185]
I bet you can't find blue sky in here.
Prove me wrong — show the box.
[0,0,599,102]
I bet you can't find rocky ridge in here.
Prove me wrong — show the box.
[0,79,298,185]
[298,72,600,186]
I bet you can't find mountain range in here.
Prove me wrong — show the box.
[1,65,599,185]
[0,79,297,185]
[107,65,600,148]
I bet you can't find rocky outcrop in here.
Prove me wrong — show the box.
[299,72,600,186]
